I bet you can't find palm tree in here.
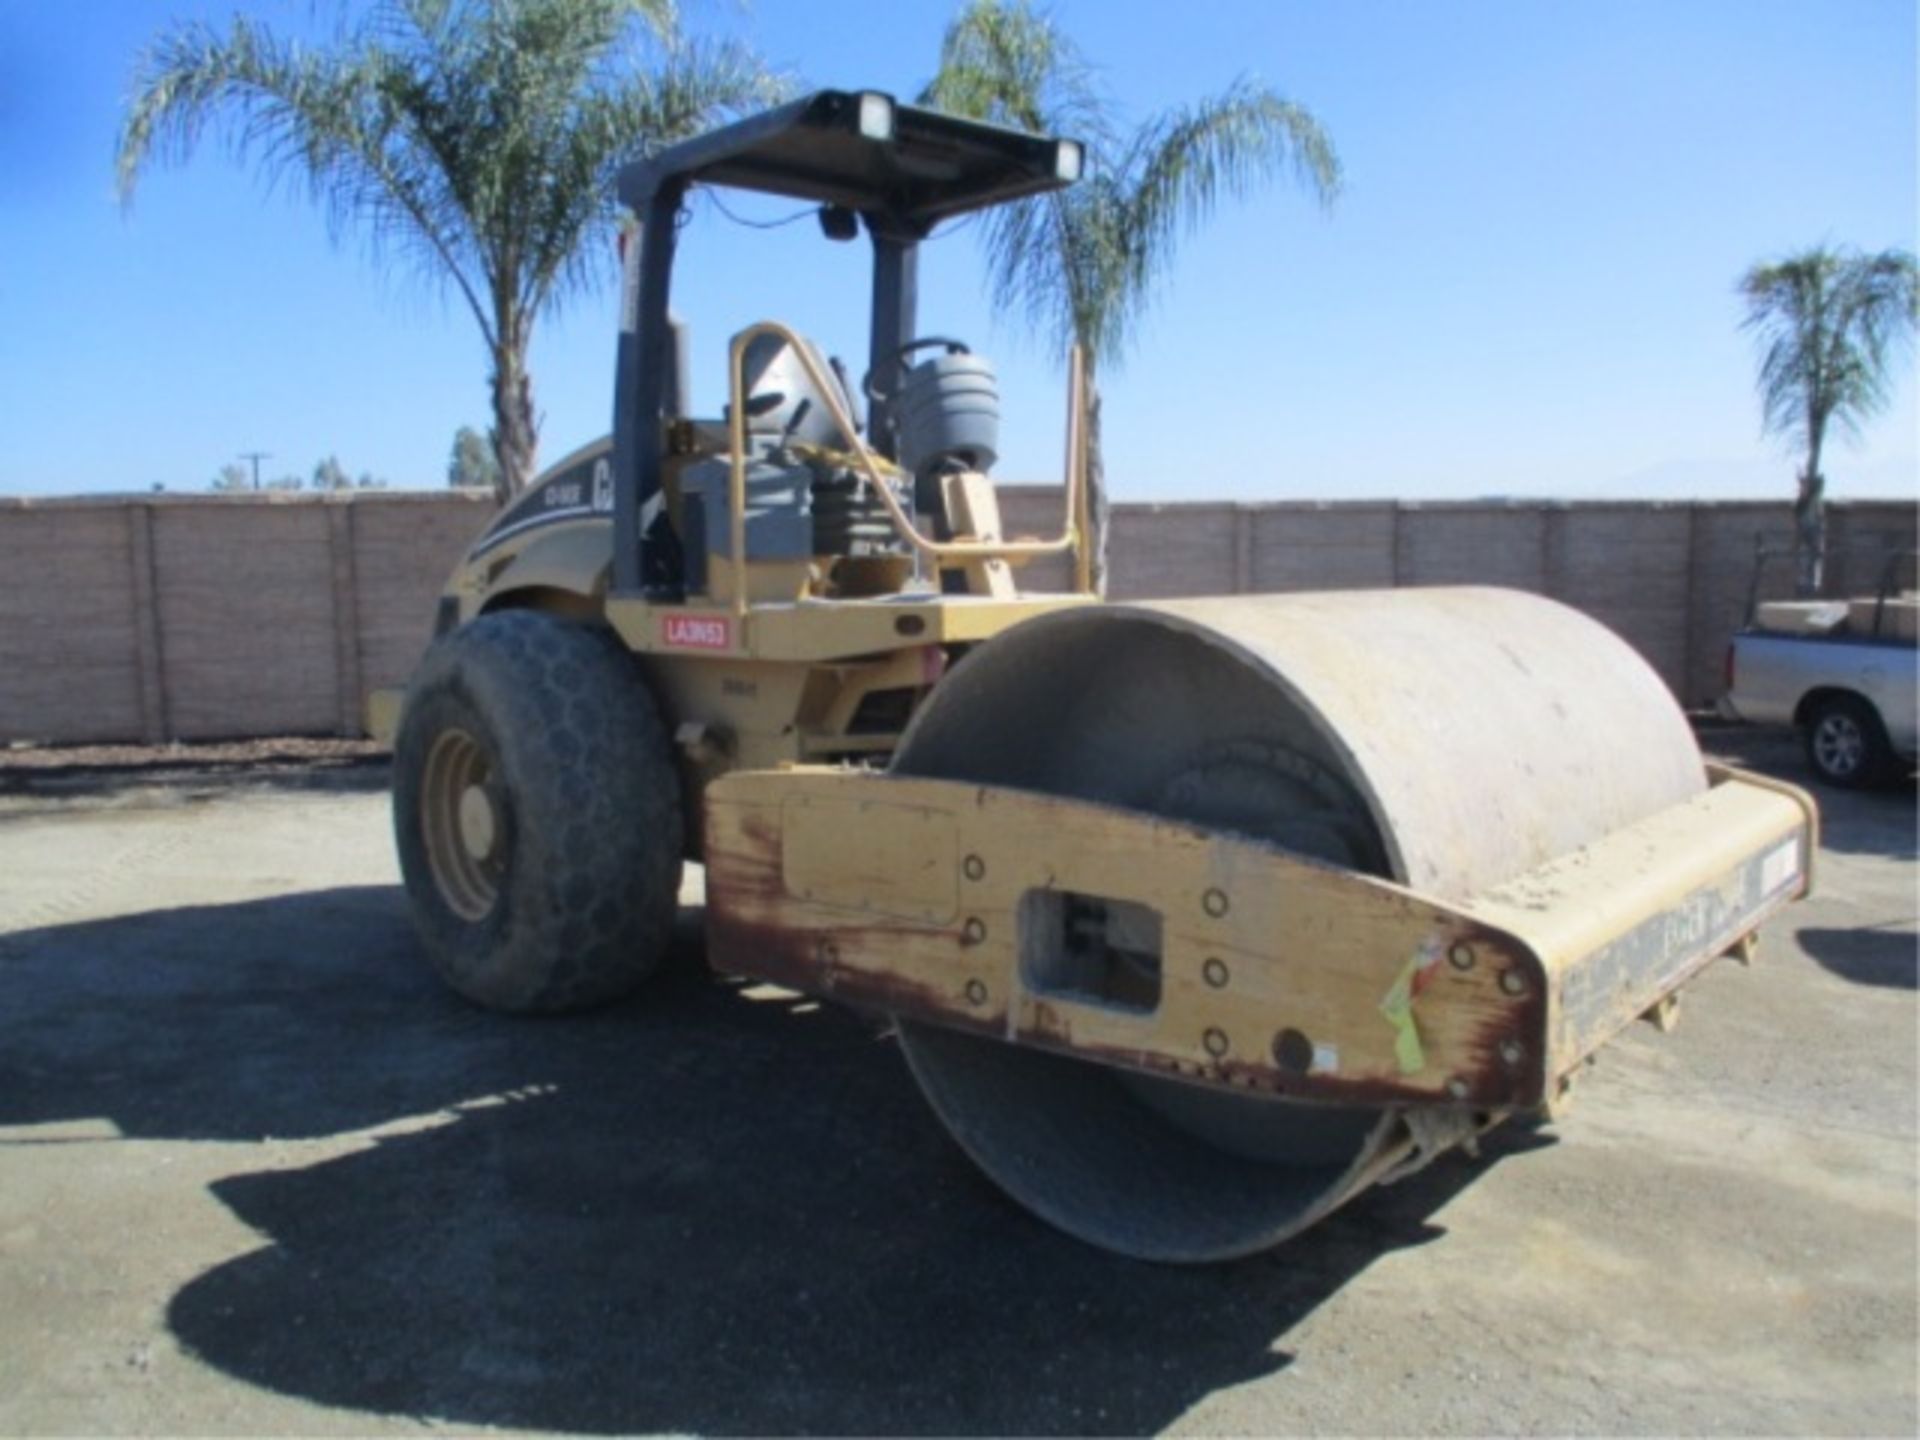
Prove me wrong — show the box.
[1739,246,1917,595]
[921,0,1340,592]
[118,0,781,502]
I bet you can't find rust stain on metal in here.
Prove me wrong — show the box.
[710,851,1549,1107]
[1025,1000,1073,1044]
[706,765,1806,1117]
[999,1027,1525,1108]
[1440,926,1550,1108]
[737,814,781,852]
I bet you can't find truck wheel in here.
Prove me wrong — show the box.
[393,610,683,1013]
[1802,694,1893,789]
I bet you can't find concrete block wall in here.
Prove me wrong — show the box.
[0,492,492,743]
[1,488,1912,744]
[0,505,146,743]
[1250,505,1397,591]
[149,502,339,738]
[1004,488,1913,706]
[1549,504,1695,705]
[348,498,500,721]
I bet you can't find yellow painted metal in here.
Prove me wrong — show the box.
[444,505,1091,664]
[939,473,1018,598]
[364,687,404,746]
[704,762,1814,1110]
[419,728,501,921]
[476,522,614,612]
[642,645,946,779]
[702,553,814,607]
[780,792,962,926]
[804,647,939,749]
[1465,767,1815,1072]
[603,591,1095,663]
[709,768,1538,1106]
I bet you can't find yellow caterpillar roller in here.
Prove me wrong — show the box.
[381,92,1816,1263]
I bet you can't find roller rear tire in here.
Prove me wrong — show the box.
[393,610,683,1013]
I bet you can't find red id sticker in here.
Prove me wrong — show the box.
[661,614,732,650]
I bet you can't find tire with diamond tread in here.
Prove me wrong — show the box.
[393,609,683,1013]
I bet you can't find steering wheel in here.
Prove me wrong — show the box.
[862,337,971,405]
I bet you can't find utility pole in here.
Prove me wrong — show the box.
[238,450,271,491]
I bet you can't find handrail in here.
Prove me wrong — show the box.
[725,320,1089,619]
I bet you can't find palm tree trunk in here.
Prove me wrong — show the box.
[1794,465,1826,597]
[1084,368,1110,597]
[490,339,539,505]
[1795,416,1827,597]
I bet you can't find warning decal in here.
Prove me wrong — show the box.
[662,613,732,651]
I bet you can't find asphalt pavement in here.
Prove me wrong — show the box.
[0,738,1913,1436]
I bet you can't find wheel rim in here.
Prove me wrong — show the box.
[1814,713,1864,777]
[421,728,506,921]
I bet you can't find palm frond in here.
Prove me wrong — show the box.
[920,0,1120,357]
[529,35,792,315]
[117,0,782,340]
[119,11,499,341]
[117,0,778,494]
[921,2,1340,372]
[1739,246,1917,455]
[918,0,1111,149]
[1121,79,1339,270]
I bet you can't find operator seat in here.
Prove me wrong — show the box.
[730,331,865,449]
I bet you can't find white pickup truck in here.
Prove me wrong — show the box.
[1722,551,1917,788]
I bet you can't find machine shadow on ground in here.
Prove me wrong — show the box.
[0,884,1547,1436]
[1796,925,1918,990]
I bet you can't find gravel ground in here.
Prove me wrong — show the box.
[0,734,1912,1436]
[0,739,386,813]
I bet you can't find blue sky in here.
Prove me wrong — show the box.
[1,0,1914,500]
